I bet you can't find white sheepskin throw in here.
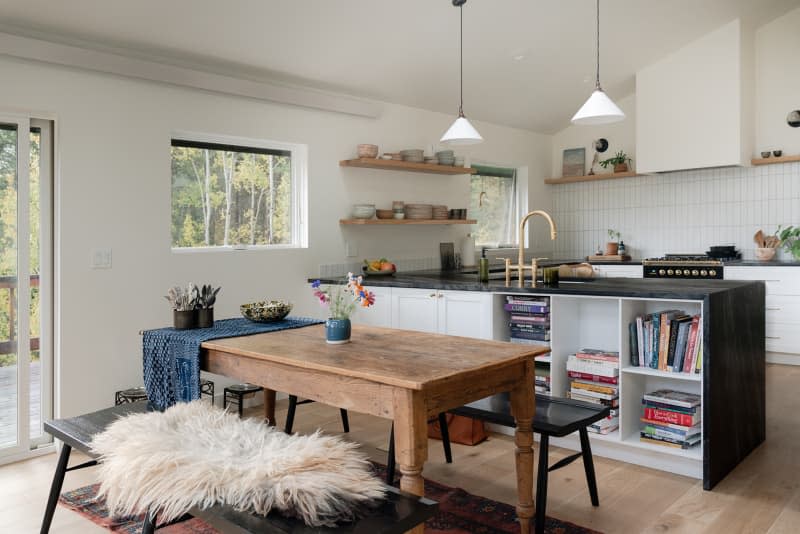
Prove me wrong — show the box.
[90,400,386,527]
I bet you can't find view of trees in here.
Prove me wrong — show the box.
[0,127,41,367]
[469,174,518,247]
[171,144,294,248]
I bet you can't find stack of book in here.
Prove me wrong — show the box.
[629,311,702,373]
[566,349,619,434]
[534,362,551,396]
[640,389,701,450]
[505,296,550,346]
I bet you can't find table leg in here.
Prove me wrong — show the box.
[509,360,536,533]
[263,389,276,426]
[392,389,428,534]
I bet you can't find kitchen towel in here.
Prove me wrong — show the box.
[142,317,323,410]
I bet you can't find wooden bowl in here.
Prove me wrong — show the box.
[357,144,379,158]
[376,209,394,219]
[755,247,776,261]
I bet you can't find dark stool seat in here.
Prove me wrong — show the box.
[224,383,264,418]
[41,402,437,534]
[115,387,148,405]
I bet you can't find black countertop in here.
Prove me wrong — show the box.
[314,269,762,300]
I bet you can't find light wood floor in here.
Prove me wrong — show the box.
[2,363,798,533]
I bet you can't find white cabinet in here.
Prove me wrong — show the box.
[390,288,493,339]
[591,264,643,278]
[725,266,800,364]
[350,286,392,327]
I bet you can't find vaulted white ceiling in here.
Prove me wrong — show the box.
[0,0,796,133]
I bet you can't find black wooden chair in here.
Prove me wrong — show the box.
[384,394,609,534]
[41,402,438,534]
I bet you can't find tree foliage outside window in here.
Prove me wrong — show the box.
[469,167,518,247]
[171,139,296,248]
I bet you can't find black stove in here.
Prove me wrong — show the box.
[643,254,726,279]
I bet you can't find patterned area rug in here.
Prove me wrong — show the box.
[60,468,601,533]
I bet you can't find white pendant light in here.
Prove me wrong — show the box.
[441,0,483,145]
[571,0,625,125]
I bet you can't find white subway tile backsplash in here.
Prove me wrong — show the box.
[552,162,799,260]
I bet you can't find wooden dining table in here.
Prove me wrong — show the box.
[200,324,548,533]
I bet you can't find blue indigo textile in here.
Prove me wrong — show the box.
[142,317,323,409]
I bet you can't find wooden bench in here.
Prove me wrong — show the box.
[41,401,437,534]
[386,394,610,534]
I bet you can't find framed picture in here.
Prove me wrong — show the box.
[562,148,586,177]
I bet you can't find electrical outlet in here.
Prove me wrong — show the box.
[345,241,358,258]
[90,248,112,269]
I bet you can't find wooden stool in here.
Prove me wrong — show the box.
[224,384,264,418]
[284,395,350,434]
[114,387,148,405]
[41,402,438,534]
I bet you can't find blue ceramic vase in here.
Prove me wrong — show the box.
[326,318,351,344]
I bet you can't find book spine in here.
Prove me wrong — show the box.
[643,407,699,426]
[642,425,697,440]
[650,315,660,369]
[642,400,697,414]
[567,371,619,384]
[695,335,703,373]
[672,321,690,372]
[509,331,550,341]
[636,316,645,367]
[566,358,619,375]
[571,381,618,395]
[658,313,670,371]
[503,304,549,313]
[629,322,639,366]
[683,316,700,373]
[569,387,617,400]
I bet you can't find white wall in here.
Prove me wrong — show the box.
[0,56,551,417]
[756,5,800,156]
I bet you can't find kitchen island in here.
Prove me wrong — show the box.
[313,271,766,490]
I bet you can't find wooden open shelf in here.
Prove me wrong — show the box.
[340,158,476,175]
[340,218,477,226]
[751,155,800,166]
[545,171,637,185]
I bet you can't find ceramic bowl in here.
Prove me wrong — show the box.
[754,247,776,261]
[357,144,379,158]
[376,209,394,219]
[773,150,783,157]
[761,151,771,158]
[352,204,376,219]
[240,300,292,322]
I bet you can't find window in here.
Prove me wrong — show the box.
[469,165,519,247]
[170,135,307,250]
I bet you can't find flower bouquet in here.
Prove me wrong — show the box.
[311,273,375,343]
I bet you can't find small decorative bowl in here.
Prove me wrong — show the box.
[352,204,376,219]
[773,150,783,157]
[376,209,394,219]
[357,144,379,158]
[754,247,776,261]
[761,151,771,158]
[240,300,293,322]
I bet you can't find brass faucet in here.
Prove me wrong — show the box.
[505,210,558,288]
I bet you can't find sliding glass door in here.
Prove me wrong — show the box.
[0,116,53,463]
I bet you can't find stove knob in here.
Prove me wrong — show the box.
[692,270,699,276]
[683,269,690,276]
[667,269,674,276]
[700,270,708,276]
[658,269,666,276]
[709,269,717,277]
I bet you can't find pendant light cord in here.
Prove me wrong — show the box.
[595,0,601,90]
[459,2,464,116]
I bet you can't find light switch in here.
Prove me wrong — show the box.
[90,248,112,269]
[345,241,358,258]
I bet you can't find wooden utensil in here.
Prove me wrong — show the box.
[754,230,765,248]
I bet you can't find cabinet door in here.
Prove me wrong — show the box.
[437,291,493,340]
[592,265,643,278]
[391,288,439,333]
[350,286,392,327]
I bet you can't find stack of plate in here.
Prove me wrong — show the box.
[405,204,433,219]
[385,152,403,160]
[432,205,449,219]
[400,149,424,163]
[436,150,455,165]
[423,156,438,164]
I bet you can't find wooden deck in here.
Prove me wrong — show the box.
[0,362,42,446]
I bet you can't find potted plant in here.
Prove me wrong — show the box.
[310,273,375,344]
[165,284,198,330]
[777,225,800,260]
[606,229,621,256]
[599,150,632,173]
[195,284,221,328]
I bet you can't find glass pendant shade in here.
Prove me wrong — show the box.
[441,114,483,145]
[571,89,625,125]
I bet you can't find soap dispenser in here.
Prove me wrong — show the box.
[618,241,627,255]
[479,248,490,282]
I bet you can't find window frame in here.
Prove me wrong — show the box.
[170,131,308,253]
[469,162,528,248]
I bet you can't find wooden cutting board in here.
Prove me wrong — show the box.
[587,254,632,262]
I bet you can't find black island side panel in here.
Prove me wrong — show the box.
[704,281,766,490]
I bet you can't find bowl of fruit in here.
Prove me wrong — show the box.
[363,258,396,276]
